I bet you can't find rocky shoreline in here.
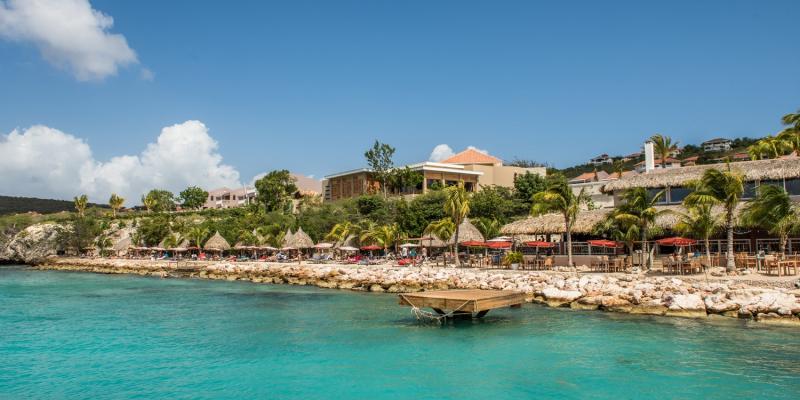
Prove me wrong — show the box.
[30,257,800,327]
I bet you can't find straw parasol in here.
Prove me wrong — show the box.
[203,231,231,252]
[281,228,295,248]
[287,227,314,249]
[418,233,446,248]
[448,218,485,245]
[112,236,132,254]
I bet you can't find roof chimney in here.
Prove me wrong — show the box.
[644,140,655,173]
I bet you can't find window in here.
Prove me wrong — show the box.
[742,181,756,199]
[786,179,800,196]
[464,182,475,192]
[647,188,667,205]
[445,180,459,187]
[760,179,784,189]
[668,186,691,204]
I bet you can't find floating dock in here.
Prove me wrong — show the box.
[399,289,525,319]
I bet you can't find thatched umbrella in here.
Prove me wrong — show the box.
[419,233,446,248]
[281,228,295,248]
[204,231,231,253]
[287,227,315,249]
[448,218,485,244]
[112,236,132,256]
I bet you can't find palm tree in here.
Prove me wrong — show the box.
[650,134,678,169]
[108,193,125,218]
[187,226,209,248]
[748,136,791,160]
[777,129,800,154]
[95,234,112,257]
[531,176,589,267]
[782,109,800,131]
[74,194,88,217]
[684,166,744,272]
[612,159,625,179]
[162,233,184,249]
[360,223,399,253]
[424,217,456,255]
[594,215,640,258]
[257,223,288,247]
[325,222,357,244]
[740,184,800,255]
[613,187,667,269]
[141,194,157,213]
[444,182,470,265]
[474,218,501,240]
[674,204,720,265]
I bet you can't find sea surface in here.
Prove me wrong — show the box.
[1,265,800,399]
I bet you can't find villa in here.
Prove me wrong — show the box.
[702,138,733,152]
[323,148,545,202]
[203,187,257,209]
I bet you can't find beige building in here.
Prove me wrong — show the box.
[204,186,257,209]
[322,148,546,202]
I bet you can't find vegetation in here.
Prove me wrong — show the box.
[444,183,470,265]
[674,204,720,265]
[531,175,589,266]
[254,170,298,212]
[179,186,208,210]
[741,184,800,255]
[612,187,667,269]
[0,195,107,216]
[73,195,88,218]
[108,193,125,217]
[650,134,679,167]
[364,140,396,198]
[142,189,176,213]
[684,166,744,272]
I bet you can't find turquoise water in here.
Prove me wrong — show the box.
[1,266,800,399]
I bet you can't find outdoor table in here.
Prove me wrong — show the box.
[776,260,798,276]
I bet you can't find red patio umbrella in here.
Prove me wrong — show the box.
[587,239,623,248]
[522,241,555,248]
[486,241,512,249]
[360,245,382,251]
[461,240,487,247]
[656,237,697,246]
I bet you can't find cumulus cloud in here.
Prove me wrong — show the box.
[467,145,489,154]
[428,144,455,162]
[0,0,138,81]
[0,121,242,203]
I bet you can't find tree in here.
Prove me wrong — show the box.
[782,108,800,132]
[360,223,400,253]
[470,186,515,223]
[613,187,667,270]
[179,186,208,210]
[58,215,99,255]
[424,217,456,254]
[684,166,744,272]
[187,226,210,248]
[748,136,791,160]
[612,159,625,179]
[388,167,423,194]
[650,134,678,168]
[108,193,125,217]
[740,184,800,255]
[675,204,720,265]
[137,215,172,246]
[364,140,395,198]
[531,175,589,267]
[142,189,176,212]
[444,183,470,265]
[254,170,298,212]
[161,233,184,249]
[594,214,639,257]
[475,218,501,240]
[514,172,547,206]
[74,194,88,217]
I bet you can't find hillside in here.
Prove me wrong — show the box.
[0,195,108,216]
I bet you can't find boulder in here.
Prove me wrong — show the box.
[664,294,707,318]
[1,223,66,264]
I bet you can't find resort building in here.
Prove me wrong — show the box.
[204,187,256,209]
[589,154,613,166]
[702,138,733,152]
[322,148,546,202]
[568,170,639,209]
[633,157,681,173]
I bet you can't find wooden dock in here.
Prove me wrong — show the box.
[398,289,525,319]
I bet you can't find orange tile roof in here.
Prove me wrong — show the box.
[441,148,502,165]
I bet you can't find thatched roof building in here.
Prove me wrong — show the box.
[286,227,314,249]
[448,218,485,244]
[603,158,800,192]
[204,231,231,251]
[419,233,447,247]
[500,204,754,235]
[112,236,132,254]
[281,229,295,248]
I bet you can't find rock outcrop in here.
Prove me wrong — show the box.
[1,224,65,264]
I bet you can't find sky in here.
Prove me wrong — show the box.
[1,0,799,203]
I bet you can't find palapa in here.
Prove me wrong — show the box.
[419,233,447,248]
[203,231,231,252]
[287,227,315,249]
[603,158,800,192]
[112,236,132,253]
[281,228,295,248]
[448,218,485,245]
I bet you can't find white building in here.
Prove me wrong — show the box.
[589,154,612,166]
[702,138,732,152]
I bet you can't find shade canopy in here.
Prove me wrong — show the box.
[418,234,446,248]
[587,239,623,248]
[286,227,315,249]
[314,242,334,249]
[448,218,485,245]
[487,236,513,242]
[399,243,419,248]
[461,240,487,247]
[486,241,512,249]
[360,245,382,251]
[338,246,359,252]
[656,237,697,246]
[522,241,555,248]
[203,231,231,251]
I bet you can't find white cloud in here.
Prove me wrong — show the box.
[139,67,154,81]
[0,121,242,203]
[467,145,489,155]
[428,144,455,162]
[0,0,138,81]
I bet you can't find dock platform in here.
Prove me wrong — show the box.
[398,289,525,318]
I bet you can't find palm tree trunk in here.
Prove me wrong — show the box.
[780,234,788,257]
[726,212,735,272]
[454,225,461,266]
[641,227,649,270]
[704,237,711,265]
[565,216,573,267]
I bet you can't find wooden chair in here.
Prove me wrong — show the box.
[763,255,780,276]
[543,257,554,270]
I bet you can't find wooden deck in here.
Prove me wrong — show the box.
[398,289,525,318]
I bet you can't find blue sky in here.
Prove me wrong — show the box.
[1,0,799,201]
